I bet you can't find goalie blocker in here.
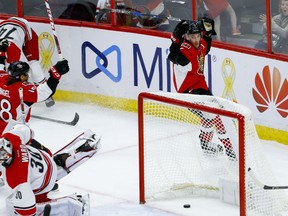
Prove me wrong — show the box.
[0,124,101,216]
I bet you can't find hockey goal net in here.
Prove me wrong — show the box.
[138,92,288,216]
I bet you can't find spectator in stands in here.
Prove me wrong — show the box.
[96,0,170,31]
[131,0,170,31]
[59,1,97,22]
[198,0,241,41]
[255,0,288,54]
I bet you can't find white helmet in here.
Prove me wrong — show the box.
[0,138,13,166]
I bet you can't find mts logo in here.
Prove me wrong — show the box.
[133,44,172,92]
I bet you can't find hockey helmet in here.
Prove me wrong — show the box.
[8,61,30,80]
[0,138,13,166]
[187,20,202,35]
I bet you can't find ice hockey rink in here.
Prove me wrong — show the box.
[0,101,287,216]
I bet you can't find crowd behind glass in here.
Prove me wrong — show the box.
[1,0,286,55]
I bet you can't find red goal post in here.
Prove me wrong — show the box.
[138,92,287,216]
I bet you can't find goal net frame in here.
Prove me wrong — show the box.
[138,92,246,215]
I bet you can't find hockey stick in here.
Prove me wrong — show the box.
[18,88,26,123]
[248,167,288,190]
[96,7,182,24]
[44,0,63,59]
[43,204,51,216]
[31,112,79,126]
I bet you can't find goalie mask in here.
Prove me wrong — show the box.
[0,138,13,166]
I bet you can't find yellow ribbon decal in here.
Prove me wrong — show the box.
[221,58,237,102]
[39,32,55,72]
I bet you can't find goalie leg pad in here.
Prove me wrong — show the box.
[36,193,90,216]
[53,130,101,181]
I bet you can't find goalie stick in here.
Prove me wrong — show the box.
[248,167,288,190]
[43,204,51,216]
[31,112,79,126]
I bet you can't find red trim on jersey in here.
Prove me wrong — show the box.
[14,204,36,216]
[33,152,53,194]
[23,29,40,61]
[6,42,21,63]
[2,133,29,189]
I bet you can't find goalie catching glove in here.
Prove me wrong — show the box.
[201,17,216,37]
[49,59,70,80]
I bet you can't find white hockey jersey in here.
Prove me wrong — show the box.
[1,125,57,216]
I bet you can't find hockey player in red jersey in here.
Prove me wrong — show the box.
[0,124,101,215]
[0,17,56,107]
[0,38,69,134]
[168,18,236,159]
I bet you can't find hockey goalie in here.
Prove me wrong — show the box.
[0,124,101,216]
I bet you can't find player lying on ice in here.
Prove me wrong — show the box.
[0,124,101,216]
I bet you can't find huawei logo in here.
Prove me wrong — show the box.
[252,66,288,118]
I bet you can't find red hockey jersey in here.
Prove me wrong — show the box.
[0,66,53,134]
[173,38,209,93]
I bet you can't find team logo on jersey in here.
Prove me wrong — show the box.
[198,52,204,74]
[39,32,55,72]
[252,66,288,118]
[221,58,237,102]
[81,41,122,82]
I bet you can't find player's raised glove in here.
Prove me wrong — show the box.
[0,38,8,63]
[202,17,216,37]
[171,20,189,44]
[49,59,70,80]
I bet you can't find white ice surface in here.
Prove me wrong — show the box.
[0,101,287,216]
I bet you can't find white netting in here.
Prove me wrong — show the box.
[139,92,288,216]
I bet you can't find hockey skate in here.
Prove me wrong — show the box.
[218,138,237,161]
[45,96,55,108]
[199,132,223,156]
[53,130,101,180]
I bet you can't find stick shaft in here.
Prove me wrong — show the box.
[97,8,182,23]
[248,168,288,190]
[18,88,25,123]
[31,113,79,126]
[44,0,63,59]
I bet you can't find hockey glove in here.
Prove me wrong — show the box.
[0,38,8,64]
[49,59,70,80]
[202,17,216,37]
[171,20,189,44]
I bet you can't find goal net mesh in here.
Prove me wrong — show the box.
[139,92,288,216]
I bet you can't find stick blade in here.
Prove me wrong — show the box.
[71,112,80,126]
